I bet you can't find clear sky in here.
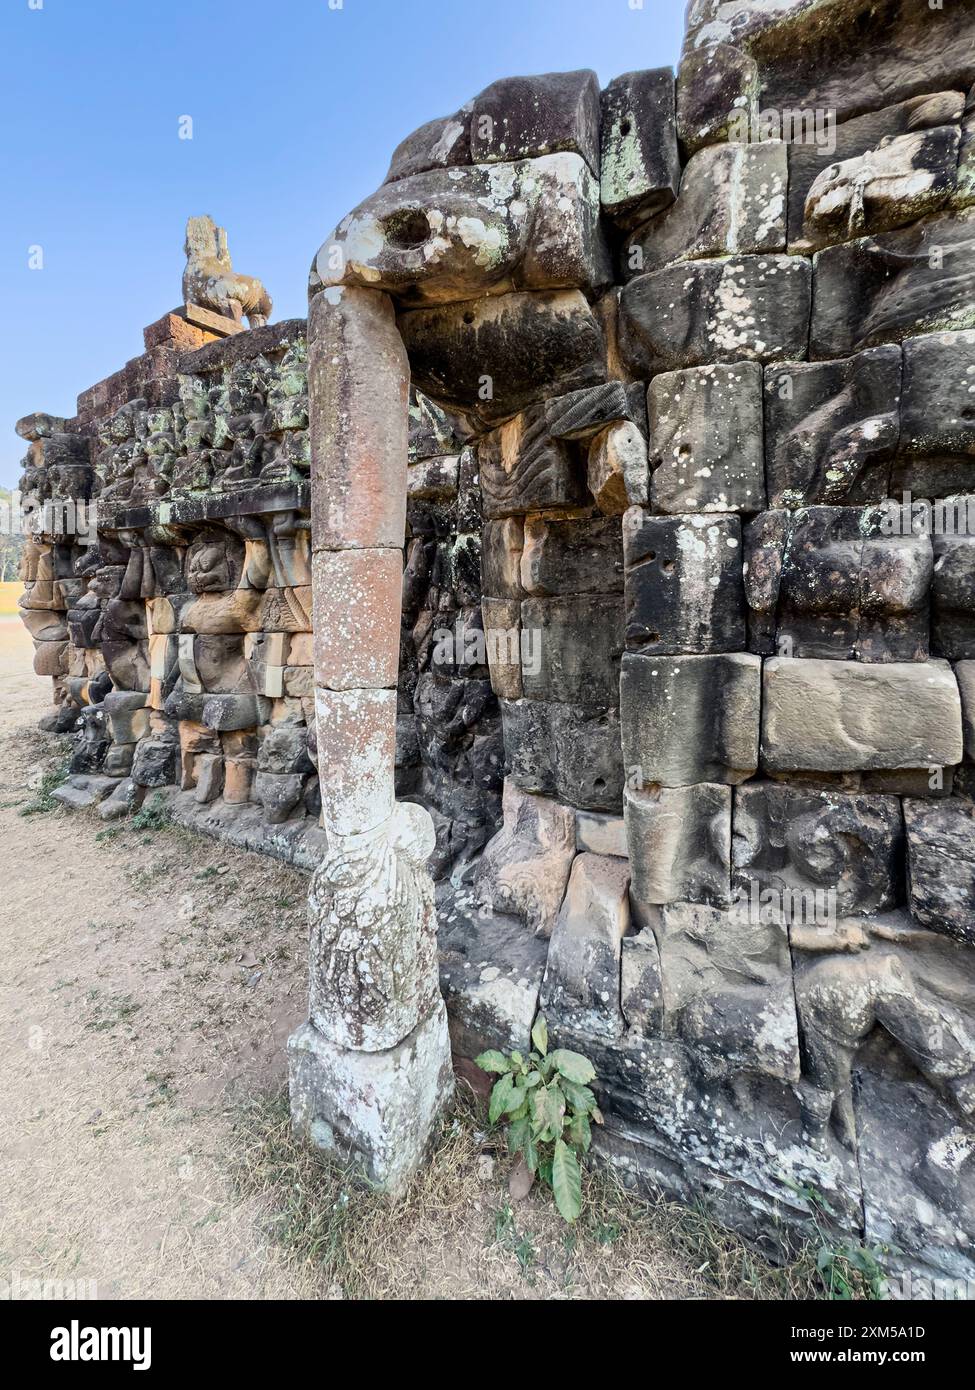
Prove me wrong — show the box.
[0,0,685,488]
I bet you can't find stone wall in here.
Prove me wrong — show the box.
[17,315,498,871]
[17,0,975,1281]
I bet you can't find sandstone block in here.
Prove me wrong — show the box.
[621,652,760,786]
[481,597,523,700]
[500,698,624,812]
[619,255,811,376]
[575,809,627,857]
[625,142,787,276]
[649,361,765,513]
[588,422,649,515]
[540,853,631,1038]
[473,780,577,936]
[521,595,623,706]
[308,285,409,551]
[313,153,609,305]
[469,70,601,173]
[675,43,759,155]
[314,686,396,835]
[761,657,963,772]
[626,783,732,916]
[288,1006,454,1197]
[904,798,975,944]
[655,901,799,1081]
[520,514,623,596]
[763,348,901,507]
[810,209,975,357]
[732,781,903,917]
[620,930,664,1035]
[623,511,746,654]
[399,290,606,429]
[600,68,680,228]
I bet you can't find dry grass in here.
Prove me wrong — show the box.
[229,1084,853,1301]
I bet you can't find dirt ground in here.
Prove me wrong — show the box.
[0,618,815,1301]
[0,617,323,1298]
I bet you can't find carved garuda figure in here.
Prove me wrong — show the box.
[182,215,272,328]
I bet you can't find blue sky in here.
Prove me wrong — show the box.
[0,0,684,487]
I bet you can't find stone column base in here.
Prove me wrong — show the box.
[287,1003,455,1196]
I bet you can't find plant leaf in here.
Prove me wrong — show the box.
[508,1112,529,1156]
[489,1072,517,1124]
[566,1111,592,1153]
[531,1083,566,1142]
[476,1050,512,1075]
[531,1015,548,1057]
[561,1080,597,1115]
[552,1139,582,1223]
[549,1049,596,1085]
[524,1128,539,1176]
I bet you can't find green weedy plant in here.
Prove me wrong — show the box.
[476,1015,602,1223]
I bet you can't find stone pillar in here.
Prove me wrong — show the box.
[288,284,453,1194]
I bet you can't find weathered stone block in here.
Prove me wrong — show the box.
[656,901,800,1082]
[896,330,975,496]
[477,408,583,519]
[810,209,975,358]
[469,70,601,174]
[314,686,396,836]
[675,43,759,155]
[481,597,523,701]
[500,698,624,812]
[288,1006,454,1198]
[543,381,637,441]
[621,652,760,786]
[312,547,403,691]
[803,125,960,253]
[400,290,606,430]
[774,508,932,663]
[761,657,963,772]
[588,422,649,515]
[540,853,631,1038]
[438,897,548,1060]
[625,142,787,276]
[473,779,576,936]
[904,798,975,944]
[600,68,680,228]
[521,595,624,705]
[733,781,903,918]
[623,511,746,654]
[575,809,627,857]
[308,286,409,552]
[649,362,765,513]
[385,107,472,183]
[314,153,609,306]
[619,255,811,376]
[521,513,623,595]
[626,783,732,915]
[957,660,975,761]
[480,517,525,599]
[620,930,664,1036]
[763,348,902,507]
[787,90,966,247]
[931,533,975,659]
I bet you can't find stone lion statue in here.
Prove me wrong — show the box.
[182,215,272,328]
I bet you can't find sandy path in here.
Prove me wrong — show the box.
[0,618,316,1299]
